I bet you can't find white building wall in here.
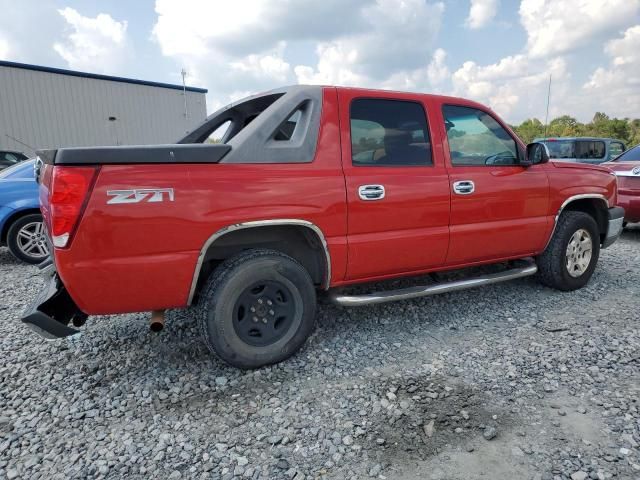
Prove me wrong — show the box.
[0,63,207,156]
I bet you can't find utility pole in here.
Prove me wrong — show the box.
[181,68,188,121]
[543,74,552,138]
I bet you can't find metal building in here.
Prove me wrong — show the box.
[0,61,208,156]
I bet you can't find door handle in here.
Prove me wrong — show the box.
[358,184,386,201]
[453,180,475,195]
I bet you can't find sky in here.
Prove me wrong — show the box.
[0,0,639,124]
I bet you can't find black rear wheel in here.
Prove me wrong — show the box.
[199,249,316,369]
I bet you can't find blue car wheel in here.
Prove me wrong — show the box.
[7,213,50,264]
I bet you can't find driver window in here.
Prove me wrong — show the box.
[443,105,519,166]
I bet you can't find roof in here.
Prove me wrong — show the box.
[0,60,208,94]
[535,137,624,142]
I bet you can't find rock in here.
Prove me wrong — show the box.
[424,420,435,438]
[237,456,248,466]
[368,464,382,477]
[342,435,354,446]
[571,472,588,480]
[215,377,228,386]
[511,447,524,456]
[276,459,289,470]
[483,426,497,441]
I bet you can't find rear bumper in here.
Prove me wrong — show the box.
[21,264,86,339]
[602,206,625,249]
[617,192,640,223]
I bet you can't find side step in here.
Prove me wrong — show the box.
[329,261,538,307]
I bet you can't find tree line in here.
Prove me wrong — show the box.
[511,113,640,147]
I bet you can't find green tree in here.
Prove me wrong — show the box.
[513,118,544,143]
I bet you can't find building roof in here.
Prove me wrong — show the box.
[0,60,208,94]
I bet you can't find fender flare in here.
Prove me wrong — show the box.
[542,194,609,250]
[187,219,332,305]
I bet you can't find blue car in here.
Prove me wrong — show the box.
[0,159,49,264]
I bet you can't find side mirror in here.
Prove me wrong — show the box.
[525,142,550,166]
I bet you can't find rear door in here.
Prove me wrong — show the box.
[438,103,550,265]
[338,90,450,280]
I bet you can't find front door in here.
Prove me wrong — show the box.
[338,90,451,280]
[439,104,550,265]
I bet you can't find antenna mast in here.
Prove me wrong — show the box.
[543,74,552,137]
[181,68,188,121]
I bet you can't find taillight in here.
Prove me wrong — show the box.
[49,166,98,248]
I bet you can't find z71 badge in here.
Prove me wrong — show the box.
[107,188,174,204]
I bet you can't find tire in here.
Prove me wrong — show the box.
[536,211,600,291]
[6,213,50,264]
[199,249,317,369]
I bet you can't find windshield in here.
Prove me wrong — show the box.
[613,144,640,162]
[0,159,35,179]
[542,140,575,159]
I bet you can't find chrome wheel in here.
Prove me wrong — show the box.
[565,228,592,278]
[16,221,49,260]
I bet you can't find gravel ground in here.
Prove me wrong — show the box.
[1,228,639,480]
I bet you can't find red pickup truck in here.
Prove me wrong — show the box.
[24,86,624,368]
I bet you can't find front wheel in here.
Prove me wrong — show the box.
[6,214,50,264]
[199,249,317,369]
[536,211,600,291]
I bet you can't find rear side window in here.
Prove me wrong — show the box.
[575,141,605,159]
[0,152,21,165]
[609,142,625,159]
[350,99,432,166]
[443,105,519,166]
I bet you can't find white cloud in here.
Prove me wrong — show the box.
[606,25,640,66]
[53,7,129,73]
[582,25,640,118]
[153,0,370,59]
[520,0,640,58]
[427,48,450,86]
[0,35,9,59]
[466,0,499,29]
[451,54,569,121]
[294,0,445,88]
[154,0,445,107]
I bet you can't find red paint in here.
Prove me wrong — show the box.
[602,161,640,222]
[42,87,620,315]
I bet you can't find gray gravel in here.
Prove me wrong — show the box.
[1,227,639,479]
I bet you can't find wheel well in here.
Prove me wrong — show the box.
[192,224,329,303]
[563,198,608,241]
[1,209,41,244]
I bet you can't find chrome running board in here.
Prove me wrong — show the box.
[329,262,538,307]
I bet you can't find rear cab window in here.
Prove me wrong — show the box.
[442,105,520,166]
[350,99,433,167]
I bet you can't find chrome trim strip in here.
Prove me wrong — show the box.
[612,170,640,177]
[542,194,609,251]
[329,262,538,307]
[187,219,332,305]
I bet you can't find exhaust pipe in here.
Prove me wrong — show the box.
[150,310,165,332]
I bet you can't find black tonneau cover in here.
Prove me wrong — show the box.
[37,144,231,166]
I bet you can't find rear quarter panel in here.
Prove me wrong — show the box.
[56,88,347,314]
